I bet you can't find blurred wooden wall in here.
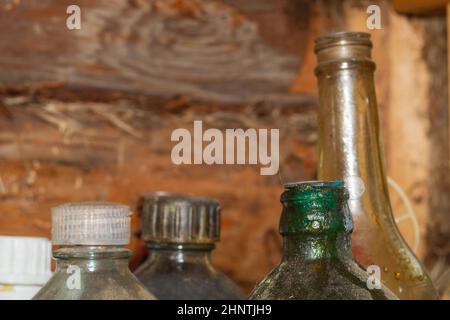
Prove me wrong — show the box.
[0,0,448,293]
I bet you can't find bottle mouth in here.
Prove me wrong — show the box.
[281,180,349,202]
[284,180,344,190]
[314,31,372,53]
[314,31,374,73]
[280,181,353,236]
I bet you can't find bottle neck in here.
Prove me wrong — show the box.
[283,233,353,261]
[316,59,392,219]
[279,182,354,262]
[145,243,214,266]
[53,245,131,272]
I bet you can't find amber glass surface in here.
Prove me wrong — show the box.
[315,32,438,299]
[249,181,398,300]
[436,270,450,299]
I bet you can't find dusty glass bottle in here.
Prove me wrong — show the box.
[33,202,156,300]
[315,32,438,299]
[134,193,245,300]
[249,181,398,300]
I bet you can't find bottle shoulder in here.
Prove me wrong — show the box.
[33,267,156,300]
[351,218,439,299]
[249,258,397,300]
[135,259,245,300]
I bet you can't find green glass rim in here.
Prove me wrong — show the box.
[280,180,352,236]
[281,180,349,202]
[283,180,344,190]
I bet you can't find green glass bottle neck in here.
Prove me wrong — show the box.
[282,234,353,261]
[280,181,353,261]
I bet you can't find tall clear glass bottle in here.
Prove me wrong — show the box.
[33,202,156,300]
[249,181,398,300]
[315,31,438,299]
[134,193,245,300]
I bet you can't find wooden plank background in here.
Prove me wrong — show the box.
[0,0,448,294]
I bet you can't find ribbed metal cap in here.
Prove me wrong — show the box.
[138,193,221,244]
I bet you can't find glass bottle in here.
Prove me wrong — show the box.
[134,193,245,300]
[33,202,156,300]
[249,181,398,300]
[0,236,52,300]
[435,269,450,300]
[315,31,438,299]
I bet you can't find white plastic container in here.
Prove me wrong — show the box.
[0,236,52,300]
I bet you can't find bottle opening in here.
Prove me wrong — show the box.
[281,180,349,203]
[284,180,344,190]
[314,31,371,53]
[314,31,374,73]
[280,180,352,236]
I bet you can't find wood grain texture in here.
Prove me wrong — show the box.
[393,0,448,15]
[423,15,450,277]
[0,0,312,105]
[0,95,317,292]
[0,0,448,294]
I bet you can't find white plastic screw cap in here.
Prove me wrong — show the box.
[0,236,52,285]
[52,202,131,245]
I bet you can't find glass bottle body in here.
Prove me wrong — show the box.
[135,244,245,300]
[33,246,155,300]
[316,32,438,299]
[250,235,395,300]
[249,181,397,300]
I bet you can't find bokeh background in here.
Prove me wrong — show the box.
[0,0,448,296]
